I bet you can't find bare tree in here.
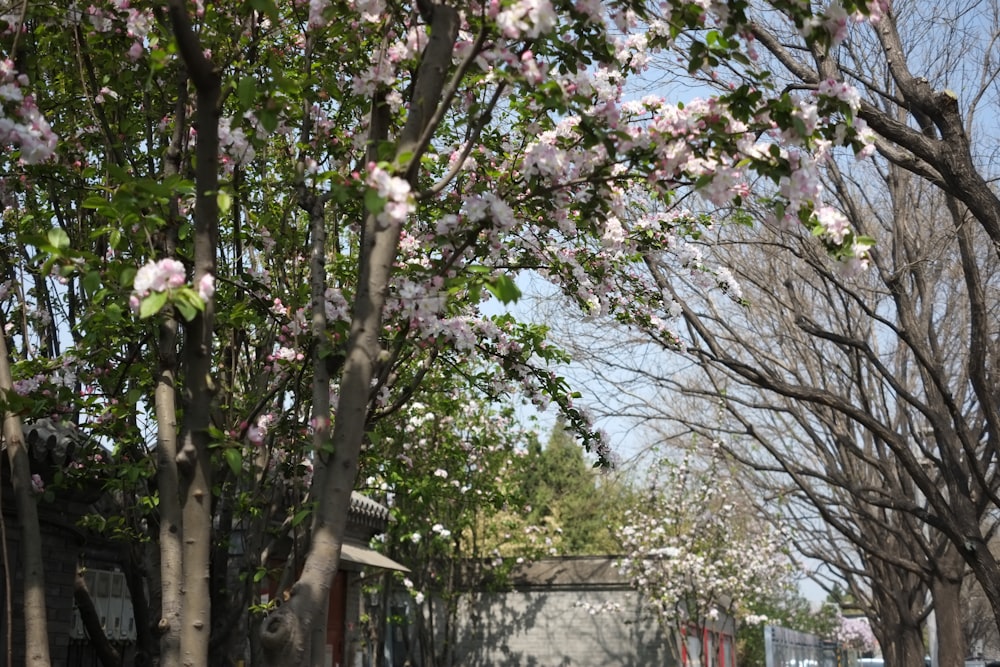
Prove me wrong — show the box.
[542,2,1000,661]
[628,148,996,665]
[540,119,1000,663]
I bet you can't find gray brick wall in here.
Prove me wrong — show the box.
[450,586,674,667]
[1,491,125,666]
[1,506,82,663]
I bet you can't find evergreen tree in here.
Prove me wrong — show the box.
[521,421,630,554]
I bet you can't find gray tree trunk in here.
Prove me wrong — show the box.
[258,6,460,666]
[0,322,50,667]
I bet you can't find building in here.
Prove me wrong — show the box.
[263,492,409,667]
[395,556,736,667]
[1,418,407,667]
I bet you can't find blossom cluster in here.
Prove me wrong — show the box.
[804,0,891,47]
[13,367,76,397]
[73,0,154,60]
[129,258,214,313]
[613,453,795,660]
[133,258,186,296]
[219,116,256,171]
[366,163,415,226]
[495,0,558,39]
[0,60,57,164]
[836,615,878,652]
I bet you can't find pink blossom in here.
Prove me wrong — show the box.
[839,239,873,278]
[855,0,889,23]
[196,273,215,302]
[837,615,878,651]
[366,163,414,225]
[308,0,331,28]
[818,78,861,112]
[133,258,186,295]
[273,346,304,363]
[0,61,57,163]
[815,206,851,244]
[822,1,851,46]
[574,0,602,23]
[496,0,558,39]
[218,117,255,168]
[350,0,385,22]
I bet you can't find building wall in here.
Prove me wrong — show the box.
[448,586,675,667]
[393,558,739,667]
[1,419,132,665]
[0,499,124,666]
[1,507,77,663]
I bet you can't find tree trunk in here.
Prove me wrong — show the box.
[153,52,187,667]
[155,311,183,667]
[165,6,222,667]
[685,631,703,667]
[870,592,924,667]
[122,541,155,667]
[930,569,965,667]
[74,562,122,667]
[0,324,51,667]
[258,7,460,666]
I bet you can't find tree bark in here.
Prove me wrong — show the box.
[259,6,460,666]
[930,543,966,667]
[166,4,222,667]
[154,62,188,667]
[74,563,122,667]
[0,320,50,667]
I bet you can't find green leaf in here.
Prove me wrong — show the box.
[47,228,70,251]
[237,76,256,108]
[120,266,137,288]
[126,387,143,406]
[40,257,58,280]
[175,299,197,322]
[791,115,808,139]
[82,271,101,296]
[486,275,521,304]
[224,448,242,476]
[258,108,279,134]
[291,507,311,527]
[364,189,386,215]
[82,195,109,210]
[218,190,232,215]
[139,290,169,319]
[248,0,279,20]
[106,303,123,323]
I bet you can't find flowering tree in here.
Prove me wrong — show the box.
[0,0,887,666]
[616,450,796,666]
[836,615,879,655]
[359,382,564,667]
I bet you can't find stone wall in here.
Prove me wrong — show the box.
[407,557,737,667]
[450,585,674,667]
[0,495,124,665]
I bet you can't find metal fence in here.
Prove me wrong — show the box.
[764,625,858,667]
